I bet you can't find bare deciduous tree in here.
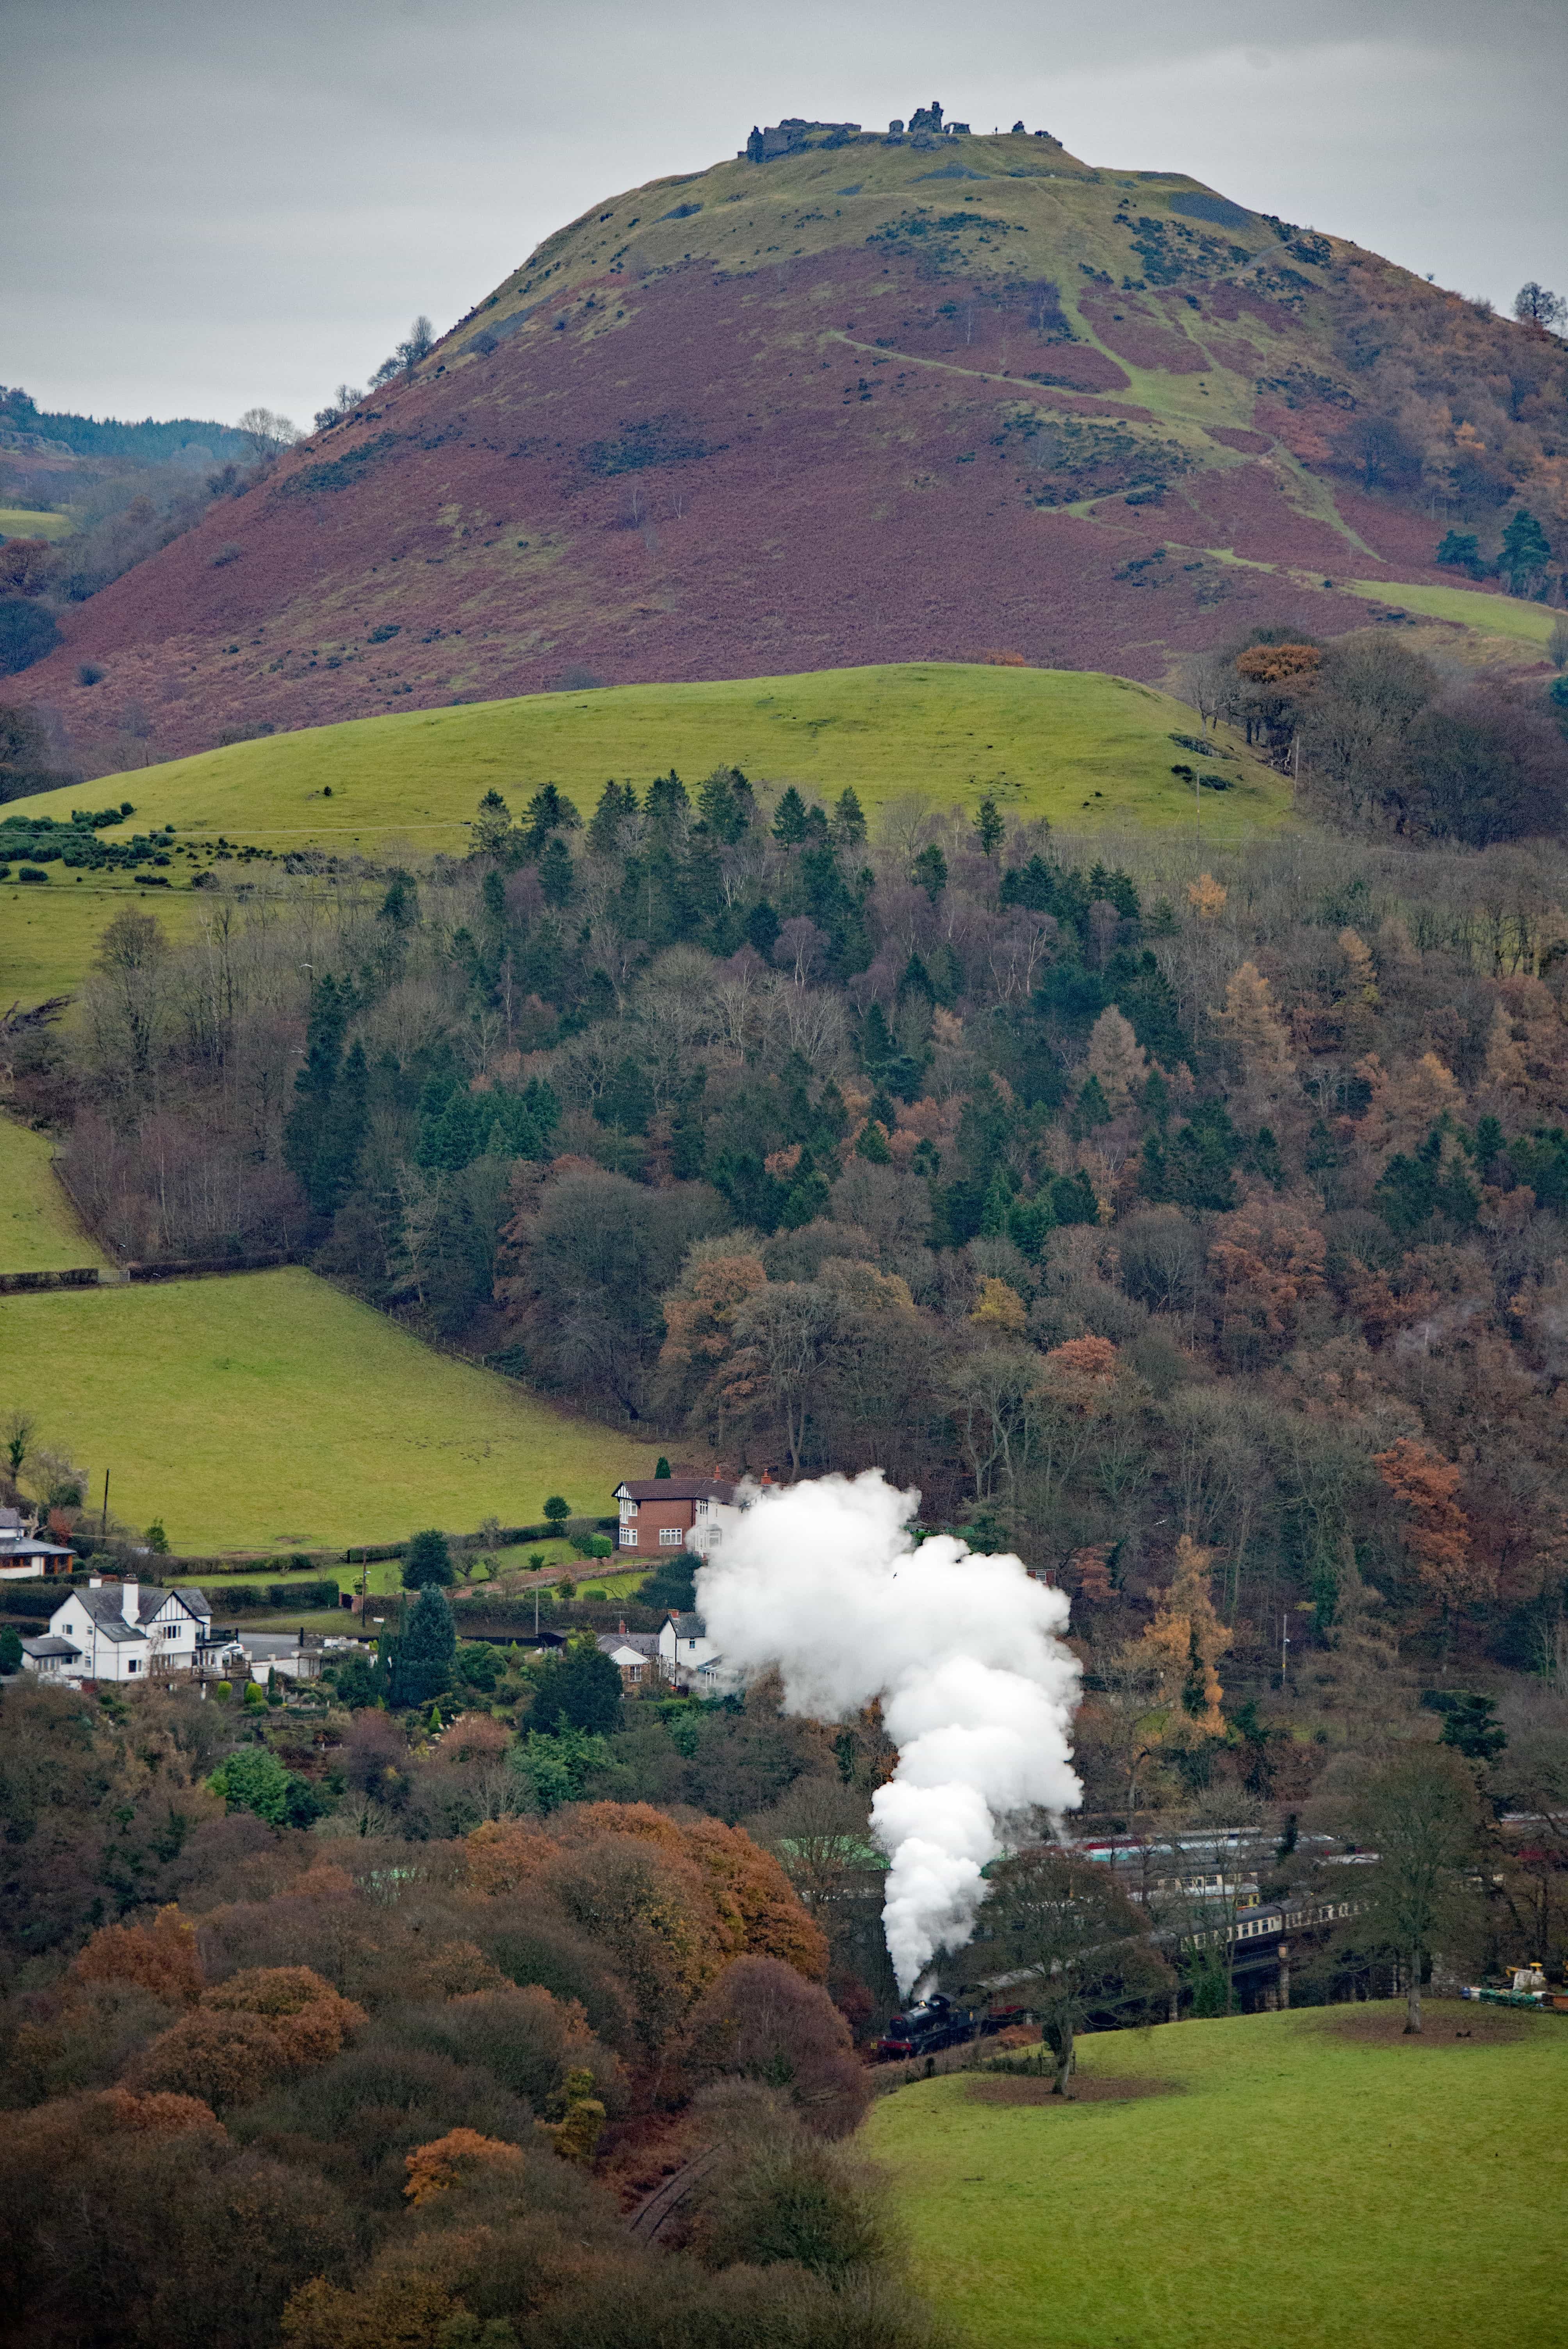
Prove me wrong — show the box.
[235,406,301,463]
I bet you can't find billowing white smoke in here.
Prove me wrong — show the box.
[695,1470,1082,1992]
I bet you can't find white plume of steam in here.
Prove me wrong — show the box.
[695,1470,1082,1993]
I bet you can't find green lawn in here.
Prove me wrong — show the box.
[866,2003,1565,2349]
[0,1268,658,1554]
[0,508,73,540]
[0,874,209,1017]
[1345,577,1560,648]
[7,664,1288,853]
[0,1117,107,1272]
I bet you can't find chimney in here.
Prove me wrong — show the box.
[121,1577,139,1625]
[89,1574,103,1590]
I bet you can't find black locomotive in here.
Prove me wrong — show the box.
[874,1992,1015,2060]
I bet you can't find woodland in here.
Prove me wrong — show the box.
[5,623,1568,2344]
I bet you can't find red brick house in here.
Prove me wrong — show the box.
[613,1476,736,1561]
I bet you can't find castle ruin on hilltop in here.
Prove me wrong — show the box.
[743,103,1065,162]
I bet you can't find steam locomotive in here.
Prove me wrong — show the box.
[873,1992,1017,2061]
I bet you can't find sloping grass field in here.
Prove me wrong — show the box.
[9,664,1287,854]
[866,2002,1564,2349]
[0,1268,657,1553]
[0,1117,107,1272]
[0,872,208,1017]
[1344,576,1561,648]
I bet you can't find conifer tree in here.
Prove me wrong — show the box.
[772,784,809,845]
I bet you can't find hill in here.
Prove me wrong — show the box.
[5,659,1285,853]
[0,1266,657,1552]
[14,117,1565,773]
[866,2005,1566,2349]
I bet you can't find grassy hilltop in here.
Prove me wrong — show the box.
[7,661,1285,855]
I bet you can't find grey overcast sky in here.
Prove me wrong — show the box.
[4,0,1565,431]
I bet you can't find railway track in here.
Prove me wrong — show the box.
[625,2143,725,2246]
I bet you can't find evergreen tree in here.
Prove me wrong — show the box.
[831,788,867,847]
[1498,508,1551,595]
[378,869,419,927]
[538,834,576,908]
[521,783,581,854]
[912,842,948,902]
[644,770,690,835]
[530,1634,623,1736]
[283,976,361,1216]
[772,785,809,845]
[745,899,781,959]
[470,791,515,859]
[1435,529,1483,576]
[697,766,753,843]
[311,1038,368,1215]
[588,778,638,857]
[973,794,1005,856]
[388,1585,456,1708]
[403,1528,454,1589]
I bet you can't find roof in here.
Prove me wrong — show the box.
[596,1634,657,1663]
[666,1612,708,1638]
[597,1630,660,1657]
[60,1591,148,1643]
[615,1477,736,1505]
[21,1635,80,1659]
[60,1582,212,1633]
[0,1537,77,1559]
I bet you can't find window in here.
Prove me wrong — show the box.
[619,1528,639,1547]
[619,1499,636,1518]
[127,1659,140,1674]
[658,1526,682,1546]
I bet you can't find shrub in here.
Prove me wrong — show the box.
[17,864,48,882]
[690,2118,896,2276]
[685,1955,870,2137]
[208,1744,323,1826]
[76,660,104,686]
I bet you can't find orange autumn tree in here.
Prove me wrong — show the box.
[1373,1437,1495,1606]
[71,1904,204,2005]
[1208,1191,1327,1344]
[1137,1535,1232,1743]
[404,2127,525,2205]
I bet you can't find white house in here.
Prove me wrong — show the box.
[657,1610,721,1688]
[26,1576,234,1684]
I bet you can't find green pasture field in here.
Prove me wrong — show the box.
[7,664,1288,854]
[0,508,73,540]
[0,1267,659,1554]
[1345,576,1559,648]
[0,1116,107,1272]
[866,2001,1564,2349]
[0,874,208,1017]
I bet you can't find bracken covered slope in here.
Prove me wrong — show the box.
[26,122,1568,767]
